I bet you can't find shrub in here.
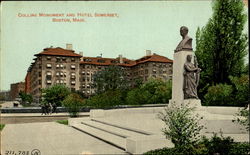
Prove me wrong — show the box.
[204,83,233,106]
[233,107,249,131]
[144,134,250,155]
[201,133,234,155]
[126,79,172,105]
[87,90,123,109]
[158,103,204,150]
[141,78,172,104]
[230,75,249,106]
[62,93,85,117]
[229,142,250,155]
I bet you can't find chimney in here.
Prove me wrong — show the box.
[79,52,83,61]
[146,50,152,56]
[119,54,123,63]
[66,43,73,50]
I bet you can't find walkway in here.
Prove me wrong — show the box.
[1,122,127,155]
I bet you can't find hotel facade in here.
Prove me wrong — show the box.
[25,45,173,101]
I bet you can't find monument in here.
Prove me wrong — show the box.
[169,26,202,109]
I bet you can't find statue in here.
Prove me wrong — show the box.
[183,55,201,99]
[175,26,193,52]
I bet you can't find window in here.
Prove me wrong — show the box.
[71,72,76,79]
[97,59,105,63]
[47,80,52,84]
[56,72,60,76]
[71,58,75,62]
[46,64,52,68]
[71,81,76,85]
[82,71,85,75]
[56,80,60,84]
[62,57,66,62]
[56,57,61,62]
[46,72,52,76]
[38,72,41,77]
[71,64,76,69]
[47,56,51,60]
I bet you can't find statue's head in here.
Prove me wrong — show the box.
[180,26,188,37]
[187,55,192,62]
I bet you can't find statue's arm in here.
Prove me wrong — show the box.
[184,63,198,72]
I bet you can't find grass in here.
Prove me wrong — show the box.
[0,124,5,131]
[56,120,68,125]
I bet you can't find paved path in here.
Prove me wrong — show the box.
[1,122,127,155]
[1,113,90,124]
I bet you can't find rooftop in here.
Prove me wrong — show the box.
[35,47,82,57]
[80,53,173,67]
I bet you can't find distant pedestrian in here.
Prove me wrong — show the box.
[45,103,50,115]
[52,103,57,113]
[41,103,47,115]
[49,103,53,115]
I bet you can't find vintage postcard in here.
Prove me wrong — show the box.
[0,1,249,155]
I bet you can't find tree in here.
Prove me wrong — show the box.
[62,93,85,117]
[19,92,33,104]
[92,65,128,94]
[195,0,248,86]
[126,78,172,105]
[42,84,70,106]
[87,90,124,109]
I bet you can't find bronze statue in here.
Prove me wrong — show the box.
[183,55,201,99]
[175,26,193,52]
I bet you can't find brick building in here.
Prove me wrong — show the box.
[26,46,173,101]
[10,82,25,100]
[26,45,82,101]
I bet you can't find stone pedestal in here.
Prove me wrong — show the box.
[169,50,195,105]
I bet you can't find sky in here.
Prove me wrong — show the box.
[0,1,248,91]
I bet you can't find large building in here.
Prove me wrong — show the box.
[25,45,173,101]
[10,82,25,100]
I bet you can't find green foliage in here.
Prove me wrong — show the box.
[87,90,124,109]
[126,79,172,105]
[0,124,5,131]
[144,134,250,155]
[196,0,248,84]
[62,93,85,117]
[42,84,70,106]
[230,75,249,106]
[201,134,234,155]
[56,120,68,125]
[19,92,33,105]
[204,83,233,106]
[229,142,250,155]
[93,65,128,94]
[141,78,172,104]
[233,107,249,131]
[158,103,204,149]
[126,88,148,105]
